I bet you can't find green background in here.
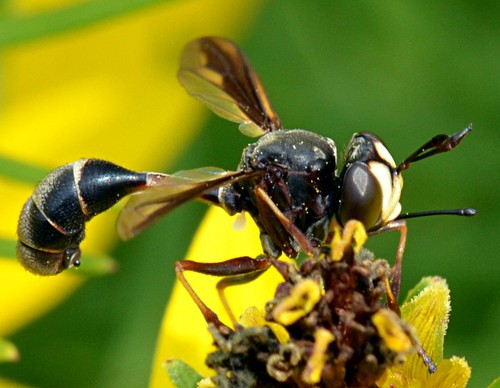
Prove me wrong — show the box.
[1,1,498,387]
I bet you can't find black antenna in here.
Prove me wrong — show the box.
[396,208,477,221]
[397,124,472,173]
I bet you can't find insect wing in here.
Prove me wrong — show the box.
[117,167,245,240]
[178,36,282,137]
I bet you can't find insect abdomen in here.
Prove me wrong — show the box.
[17,159,150,275]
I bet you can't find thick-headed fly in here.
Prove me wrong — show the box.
[17,37,475,370]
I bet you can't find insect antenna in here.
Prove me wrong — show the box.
[397,207,477,221]
[397,124,472,173]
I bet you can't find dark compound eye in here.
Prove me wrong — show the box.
[338,162,382,230]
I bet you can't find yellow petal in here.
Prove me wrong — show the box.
[378,278,471,387]
[0,258,83,336]
[400,277,449,379]
[426,356,471,388]
[376,368,420,388]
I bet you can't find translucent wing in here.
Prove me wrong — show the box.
[178,36,282,137]
[117,167,247,240]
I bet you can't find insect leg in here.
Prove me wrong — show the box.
[376,223,438,374]
[368,219,407,300]
[175,256,273,330]
[255,186,316,256]
[215,259,274,327]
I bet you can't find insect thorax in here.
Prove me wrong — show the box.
[221,129,339,258]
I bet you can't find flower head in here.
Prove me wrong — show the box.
[163,216,473,388]
[170,220,420,386]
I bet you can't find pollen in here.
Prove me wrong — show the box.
[302,328,335,384]
[372,309,415,353]
[272,278,322,325]
[331,219,367,260]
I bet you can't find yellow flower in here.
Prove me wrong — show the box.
[160,212,473,387]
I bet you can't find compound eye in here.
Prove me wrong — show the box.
[339,162,383,230]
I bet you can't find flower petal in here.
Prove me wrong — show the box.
[378,277,472,387]
[400,277,449,379]
[426,356,471,388]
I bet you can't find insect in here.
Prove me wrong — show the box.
[17,37,475,340]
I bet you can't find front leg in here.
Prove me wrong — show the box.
[368,219,407,300]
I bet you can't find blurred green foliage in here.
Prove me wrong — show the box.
[1,1,498,387]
